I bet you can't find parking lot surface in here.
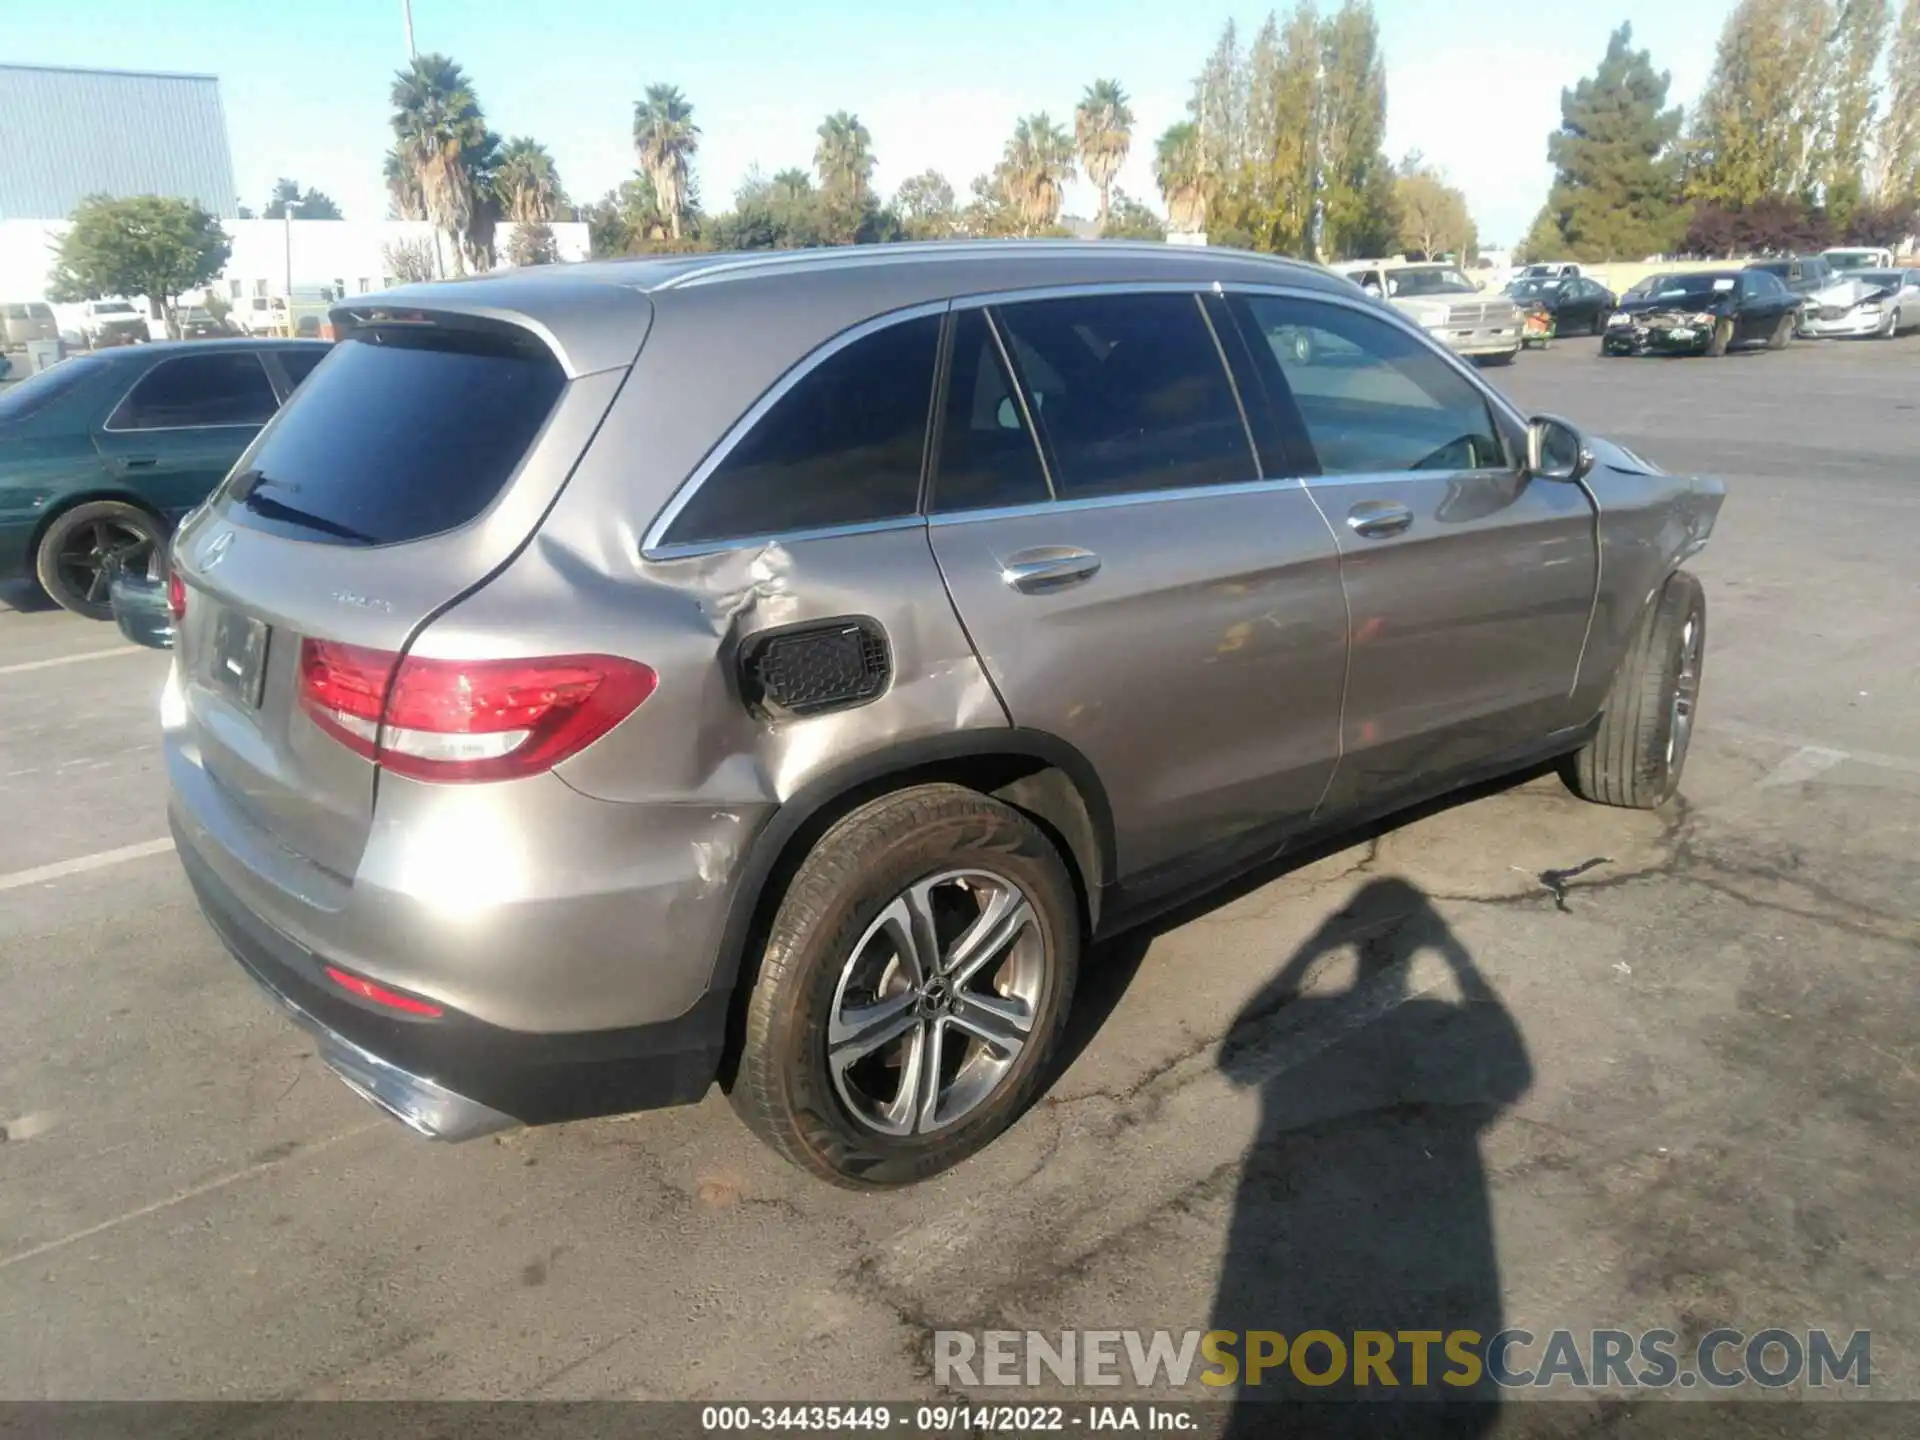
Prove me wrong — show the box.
[2,340,1916,1414]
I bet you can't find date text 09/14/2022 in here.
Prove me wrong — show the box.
[700,1403,1195,1432]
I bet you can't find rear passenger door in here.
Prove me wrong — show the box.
[92,351,281,518]
[927,291,1348,885]
[1225,291,1597,818]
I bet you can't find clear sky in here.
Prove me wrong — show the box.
[9,0,1733,246]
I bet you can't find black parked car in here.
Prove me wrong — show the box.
[1601,269,1800,356]
[1506,275,1617,345]
[1744,256,1835,334]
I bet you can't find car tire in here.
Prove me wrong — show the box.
[33,500,166,621]
[1767,314,1794,350]
[1563,569,1705,810]
[1705,318,1733,357]
[729,783,1080,1189]
[1879,308,1899,338]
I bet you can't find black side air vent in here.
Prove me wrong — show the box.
[739,617,892,719]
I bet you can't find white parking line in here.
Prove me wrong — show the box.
[0,838,174,893]
[1716,718,1920,778]
[0,646,142,677]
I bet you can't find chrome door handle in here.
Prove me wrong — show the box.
[1346,501,1414,539]
[1001,547,1102,594]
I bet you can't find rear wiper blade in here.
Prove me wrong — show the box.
[241,491,377,545]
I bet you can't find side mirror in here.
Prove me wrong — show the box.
[1527,414,1591,482]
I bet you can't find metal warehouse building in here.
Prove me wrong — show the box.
[0,63,237,220]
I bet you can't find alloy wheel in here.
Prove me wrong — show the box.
[826,869,1047,1137]
[57,519,154,607]
[1666,614,1702,771]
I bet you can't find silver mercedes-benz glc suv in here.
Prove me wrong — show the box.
[144,241,1723,1187]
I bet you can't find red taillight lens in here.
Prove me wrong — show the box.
[167,569,186,620]
[297,639,655,783]
[324,964,444,1018]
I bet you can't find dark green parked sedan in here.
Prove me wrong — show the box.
[0,338,328,618]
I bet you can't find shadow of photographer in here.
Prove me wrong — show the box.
[1209,876,1533,1438]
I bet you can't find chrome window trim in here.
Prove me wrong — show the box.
[927,474,1306,529]
[947,279,1218,311]
[980,307,1057,502]
[100,351,280,435]
[644,514,928,563]
[639,298,952,558]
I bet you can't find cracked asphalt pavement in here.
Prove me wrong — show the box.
[1,340,1915,1421]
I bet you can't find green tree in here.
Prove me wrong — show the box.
[1874,0,1920,201]
[1001,113,1077,233]
[1154,120,1208,233]
[895,169,959,238]
[1074,79,1135,226]
[263,178,343,220]
[1826,0,1890,228]
[633,83,700,240]
[507,222,560,267]
[1233,4,1322,254]
[1191,20,1247,196]
[1317,0,1395,260]
[390,53,495,273]
[959,170,1023,237]
[1393,156,1477,259]
[1100,188,1167,240]
[1533,24,1684,261]
[814,112,876,201]
[494,137,565,223]
[1688,0,1838,206]
[48,194,231,337]
[383,145,426,220]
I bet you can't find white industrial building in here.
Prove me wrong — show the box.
[0,63,588,338]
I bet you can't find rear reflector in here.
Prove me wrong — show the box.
[167,570,186,620]
[324,965,444,1018]
[298,640,656,783]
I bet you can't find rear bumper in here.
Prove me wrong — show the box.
[175,814,729,1137]
[1432,327,1520,356]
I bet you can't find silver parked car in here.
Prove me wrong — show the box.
[1334,260,1523,363]
[147,242,1724,1187]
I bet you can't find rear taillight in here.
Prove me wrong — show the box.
[167,569,186,620]
[298,639,656,783]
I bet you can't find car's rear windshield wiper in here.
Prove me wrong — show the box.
[240,490,378,545]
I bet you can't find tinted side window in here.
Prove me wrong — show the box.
[277,349,326,389]
[930,309,1050,512]
[110,353,278,430]
[990,292,1253,499]
[663,314,941,546]
[1235,295,1507,475]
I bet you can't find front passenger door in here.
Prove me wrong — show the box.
[1227,292,1598,818]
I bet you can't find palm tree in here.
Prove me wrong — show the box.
[771,167,814,202]
[1074,80,1135,227]
[633,84,700,240]
[494,137,563,223]
[390,53,491,273]
[1154,121,1207,234]
[383,144,426,221]
[1002,113,1077,234]
[814,111,876,200]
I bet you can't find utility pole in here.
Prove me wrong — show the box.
[402,0,416,58]
[283,198,303,333]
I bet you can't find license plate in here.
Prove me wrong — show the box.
[1666,327,1695,340]
[210,605,270,709]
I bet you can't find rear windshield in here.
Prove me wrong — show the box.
[218,324,566,546]
[0,354,110,425]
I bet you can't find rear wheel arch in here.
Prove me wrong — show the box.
[708,729,1114,1084]
[28,485,169,558]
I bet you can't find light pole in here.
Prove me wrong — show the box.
[402,0,416,58]
[282,198,304,335]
